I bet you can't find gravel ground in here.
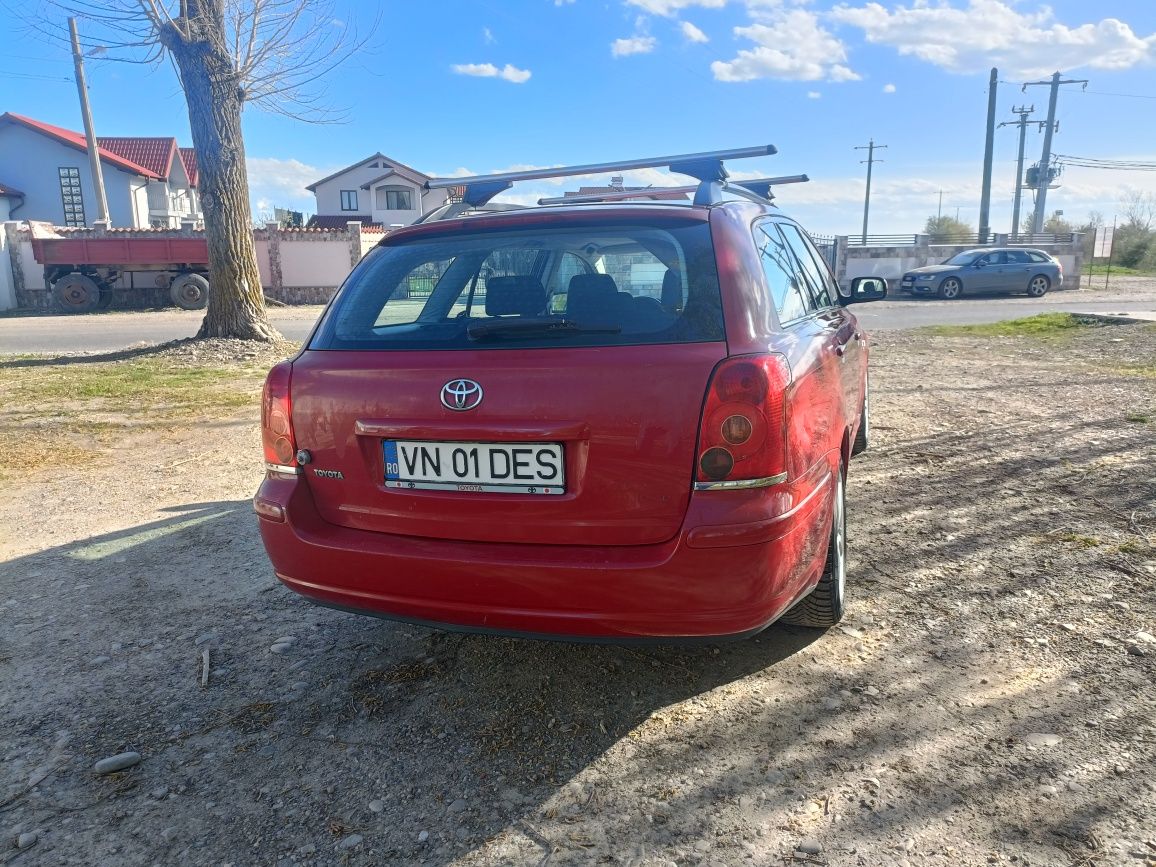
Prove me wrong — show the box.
[1,324,1154,867]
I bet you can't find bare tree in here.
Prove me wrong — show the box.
[1120,189,1156,232]
[33,0,369,340]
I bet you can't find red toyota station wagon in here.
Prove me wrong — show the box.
[254,146,886,640]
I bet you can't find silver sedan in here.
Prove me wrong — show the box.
[900,248,1063,299]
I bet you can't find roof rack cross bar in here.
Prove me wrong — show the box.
[424,144,777,190]
[735,174,810,199]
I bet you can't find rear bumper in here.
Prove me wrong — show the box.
[255,470,832,640]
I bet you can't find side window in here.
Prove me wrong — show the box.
[979,251,1004,265]
[1005,250,1031,264]
[548,252,589,313]
[778,224,834,308]
[755,223,812,324]
[1027,251,1049,263]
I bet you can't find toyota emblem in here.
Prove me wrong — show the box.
[440,378,483,411]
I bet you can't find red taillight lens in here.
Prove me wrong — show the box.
[262,361,296,468]
[695,354,791,485]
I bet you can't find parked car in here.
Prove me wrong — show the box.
[899,248,1062,299]
[253,147,886,641]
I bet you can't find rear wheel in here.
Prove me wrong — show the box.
[938,277,962,300]
[53,272,102,313]
[1027,274,1050,297]
[781,464,846,628]
[851,374,869,456]
[170,273,209,310]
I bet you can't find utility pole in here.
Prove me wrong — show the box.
[999,105,1043,239]
[69,17,110,225]
[1022,71,1087,233]
[855,138,886,244]
[978,67,998,244]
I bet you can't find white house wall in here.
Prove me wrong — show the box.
[0,124,152,228]
[312,160,449,221]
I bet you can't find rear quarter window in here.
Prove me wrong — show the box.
[310,221,725,351]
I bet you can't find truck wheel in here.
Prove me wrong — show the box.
[170,273,209,310]
[53,272,102,313]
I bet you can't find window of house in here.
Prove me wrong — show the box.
[340,190,358,211]
[375,185,413,211]
[58,167,85,227]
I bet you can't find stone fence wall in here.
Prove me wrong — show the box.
[1,220,387,310]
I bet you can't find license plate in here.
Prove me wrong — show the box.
[383,440,565,495]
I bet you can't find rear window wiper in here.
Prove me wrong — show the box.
[466,316,621,341]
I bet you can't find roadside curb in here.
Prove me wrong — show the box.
[1076,312,1156,325]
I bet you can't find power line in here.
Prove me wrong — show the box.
[0,70,74,82]
[1074,89,1156,100]
[1054,154,1156,171]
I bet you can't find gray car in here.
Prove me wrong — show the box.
[899,248,1063,299]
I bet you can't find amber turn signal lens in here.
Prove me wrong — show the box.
[721,414,753,445]
[699,447,734,481]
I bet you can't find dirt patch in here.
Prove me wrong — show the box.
[0,339,297,480]
[0,325,1154,866]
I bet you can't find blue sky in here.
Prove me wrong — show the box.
[3,0,1155,233]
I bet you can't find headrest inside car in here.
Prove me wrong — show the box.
[485,275,547,317]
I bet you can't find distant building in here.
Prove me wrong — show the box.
[304,153,449,229]
[562,176,690,202]
[0,112,202,229]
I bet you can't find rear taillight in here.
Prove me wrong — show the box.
[695,354,791,488]
[262,361,297,471]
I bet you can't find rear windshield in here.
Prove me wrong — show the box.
[309,221,725,350]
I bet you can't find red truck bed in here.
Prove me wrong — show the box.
[32,235,209,267]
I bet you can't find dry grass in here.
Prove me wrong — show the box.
[0,339,294,480]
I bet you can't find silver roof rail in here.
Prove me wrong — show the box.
[535,173,809,207]
[421,145,777,217]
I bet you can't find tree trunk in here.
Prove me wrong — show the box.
[164,4,279,341]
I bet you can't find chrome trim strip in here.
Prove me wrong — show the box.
[265,463,301,476]
[693,472,788,491]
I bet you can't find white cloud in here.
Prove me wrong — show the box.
[807,90,821,98]
[247,157,327,210]
[483,27,495,44]
[555,0,575,4]
[828,0,1156,77]
[626,0,726,16]
[451,62,532,83]
[882,82,896,93]
[612,35,658,56]
[712,9,860,82]
[680,20,710,42]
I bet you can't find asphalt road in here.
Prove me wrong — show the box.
[2,285,1155,354]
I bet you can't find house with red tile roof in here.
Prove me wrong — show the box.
[0,112,202,229]
[304,153,449,229]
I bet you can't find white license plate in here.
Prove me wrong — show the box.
[383,440,565,495]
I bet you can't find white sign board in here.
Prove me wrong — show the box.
[1093,226,1114,258]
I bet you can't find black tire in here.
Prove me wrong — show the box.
[1027,274,1050,297]
[170,273,209,310]
[851,373,869,457]
[781,463,846,628]
[938,277,962,300]
[53,272,102,313]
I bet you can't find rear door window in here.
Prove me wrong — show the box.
[754,222,812,324]
[311,221,725,350]
[1005,250,1032,264]
[778,223,835,309]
